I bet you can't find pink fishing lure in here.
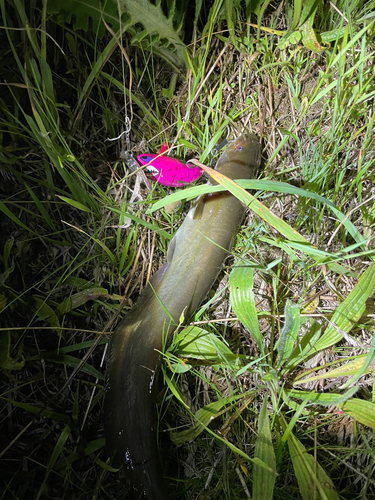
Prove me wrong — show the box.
[137,143,202,187]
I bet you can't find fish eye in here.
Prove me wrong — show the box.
[236,145,243,151]
[140,155,154,162]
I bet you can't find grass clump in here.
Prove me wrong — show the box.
[1,0,375,499]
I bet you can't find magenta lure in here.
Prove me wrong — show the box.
[137,143,203,187]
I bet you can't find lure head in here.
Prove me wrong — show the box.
[137,154,202,187]
[137,154,160,178]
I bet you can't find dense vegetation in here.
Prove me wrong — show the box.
[1,0,375,498]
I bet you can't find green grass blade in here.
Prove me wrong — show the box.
[187,164,315,244]
[37,424,71,499]
[2,398,70,422]
[170,326,238,367]
[229,266,264,355]
[339,332,375,389]
[0,200,37,235]
[339,399,375,429]
[110,207,172,241]
[25,183,57,231]
[288,431,339,500]
[147,179,366,252]
[287,388,359,407]
[285,320,322,371]
[55,287,109,316]
[253,398,276,500]
[294,355,370,385]
[170,394,247,446]
[313,262,375,352]
[57,196,92,213]
[277,301,301,368]
[40,353,104,380]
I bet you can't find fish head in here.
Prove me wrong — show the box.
[215,133,261,179]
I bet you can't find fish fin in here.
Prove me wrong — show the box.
[159,143,168,154]
[166,236,176,263]
[192,194,207,220]
[149,262,169,290]
[165,201,181,213]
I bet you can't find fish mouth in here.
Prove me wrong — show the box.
[145,165,159,177]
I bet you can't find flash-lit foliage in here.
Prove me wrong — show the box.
[1,0,375,498]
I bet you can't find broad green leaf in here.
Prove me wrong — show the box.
[288,431,339,500]
[32,296,62,336]
[320,27,348,43]
[253,399,276,500]
[147,179,337,212]
[291,0,302,30]
[299,0,328,53]
[229,267,263,354]
[146,178,366,262]
[191,162,312,244]
[340,331,375,389]
[170,326,238,367]
[278,30,301,49]
[277,301,301,368]
[57,195,92,213]
[339,399,375,429]
[285,320,322,371]
[55,287,109,316]
[0,331,25,370]
[170,394,247,446]
[166,355,192,373]
[119,0,187,65]
[287,388,358,407]
[313,262,375,352]
[294,355,371,385]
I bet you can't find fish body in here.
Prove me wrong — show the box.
[137,146,203,187]
[104,134,261,498]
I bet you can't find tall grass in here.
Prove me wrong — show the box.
[1,0,375,498]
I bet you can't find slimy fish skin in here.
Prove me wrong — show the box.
[104,133,261,499]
